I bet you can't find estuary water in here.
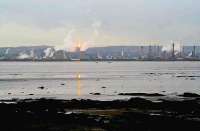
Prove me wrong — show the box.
[0,61,200,100]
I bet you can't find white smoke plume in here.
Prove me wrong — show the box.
[30,49,34,58]
[174,43,181,52]
[5,48,10,54]
[92,20,102,37]
[17,52,30,59]
[85,20,102,48]
[54,20,102,52]
[55,29,75,51]
[43,48,54,58]
[188,52,193,57]
[162,44,171,52]
[162,41,182,52]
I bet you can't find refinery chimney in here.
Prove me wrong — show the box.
[121,48,124,58]
[192,45,196,58]
[172,42,175,59]
[148,45,152,59]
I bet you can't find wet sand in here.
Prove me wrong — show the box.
[1,93,200,131]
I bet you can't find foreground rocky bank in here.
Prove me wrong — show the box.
[0,96,200,131]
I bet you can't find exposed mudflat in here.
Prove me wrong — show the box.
[1,95,200,131]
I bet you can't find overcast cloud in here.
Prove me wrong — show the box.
[0,0,200,47]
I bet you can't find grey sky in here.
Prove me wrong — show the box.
[0,0,200,48]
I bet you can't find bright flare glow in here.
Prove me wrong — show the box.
[77,73,81,79]
[73,40,88,52]
[77,42,81,49]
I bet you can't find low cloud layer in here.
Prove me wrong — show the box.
[0,0,200,47]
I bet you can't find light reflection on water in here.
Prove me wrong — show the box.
[75,61,82,96]
[76,72,81,96]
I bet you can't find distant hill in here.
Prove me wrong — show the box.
[0,45,199,60]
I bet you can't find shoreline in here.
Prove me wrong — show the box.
[1,92,200,102]
[1,59,200,62]
[1,94,200,131]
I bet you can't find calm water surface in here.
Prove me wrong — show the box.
[0,61,200,100]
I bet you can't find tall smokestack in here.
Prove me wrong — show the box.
[192,45,196,58]
[75,43,81,60]
[182,46,185,58]
[172,42,175,59]
[157,45,160,57]
[140,46,144,58]
[148,45,152,59]
[121,48,124,57]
